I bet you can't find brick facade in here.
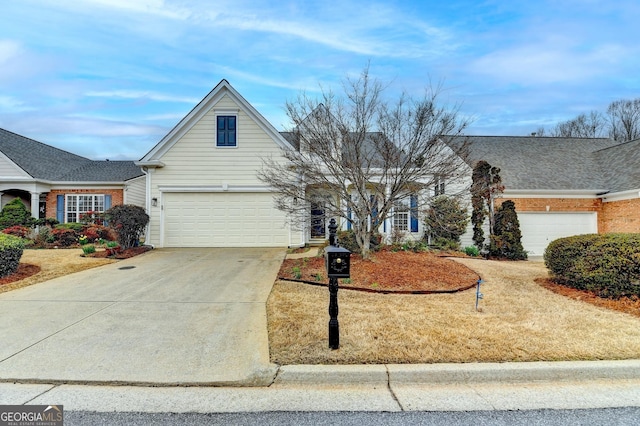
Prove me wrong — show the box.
[45,189,124,220]
[495,197,639,234]
[600,198,640,233]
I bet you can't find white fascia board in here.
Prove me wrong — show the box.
[502,189,607,198]
[135,160,165,168]
[601,189,640,202]
[49,182,126,189]
[139,80,294,163]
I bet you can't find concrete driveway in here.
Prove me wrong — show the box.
[0,248,285,386]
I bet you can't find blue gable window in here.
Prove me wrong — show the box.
[217,115,237,147]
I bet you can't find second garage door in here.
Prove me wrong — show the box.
[518,212,597,256]
[163,192,289,247]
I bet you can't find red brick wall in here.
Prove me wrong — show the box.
[600,198,640,233]
[495,197,602,212]
[495,197,640,234]
[45,189,124,220]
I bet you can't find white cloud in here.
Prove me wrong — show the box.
[59,0,191,20]
[470,40,630,85]
[0,95,33,112]
[85,90,200,104]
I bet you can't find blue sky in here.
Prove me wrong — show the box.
[1,0,638,160]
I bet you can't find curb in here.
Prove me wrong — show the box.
[274,360,640,386]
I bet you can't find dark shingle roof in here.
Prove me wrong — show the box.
[280,131,405,167]
[593,138,640,193]
[0,127,143,182]
[448,136,622,191]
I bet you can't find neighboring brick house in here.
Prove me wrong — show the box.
[0,128,145,224]
[449,136,640,256]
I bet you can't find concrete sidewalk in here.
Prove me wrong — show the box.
[2,360,639,412]
[0,248,284,386]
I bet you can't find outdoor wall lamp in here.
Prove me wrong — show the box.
[152,197,158,207]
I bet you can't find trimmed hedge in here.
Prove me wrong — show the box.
[544,233,640,298]
[0,233,25,278]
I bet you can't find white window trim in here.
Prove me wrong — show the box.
[215,112,239,149]
[393,198,410,231]
[65,194,105,223]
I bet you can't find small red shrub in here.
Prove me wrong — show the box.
[52,228,78,247]
[2,225,30,238]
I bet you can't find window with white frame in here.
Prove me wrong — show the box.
[66,194,105,223]
[393,199,410,231]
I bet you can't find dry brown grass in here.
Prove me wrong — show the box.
[0,249,116,294]
[267,258,640,364]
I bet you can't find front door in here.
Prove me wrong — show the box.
[310,202,326,239]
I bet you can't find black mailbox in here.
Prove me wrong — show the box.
[325,245,351,278]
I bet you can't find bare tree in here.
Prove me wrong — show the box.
[258,66,470,258]
[538,111,606,138]
[607,98,640,142]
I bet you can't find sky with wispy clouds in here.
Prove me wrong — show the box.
[1,0,638,160]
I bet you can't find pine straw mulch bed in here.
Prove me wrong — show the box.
[279,250,480,293]
[0,246,152,294]
[536,278,640,318]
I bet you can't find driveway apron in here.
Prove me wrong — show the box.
[0,248,284,386]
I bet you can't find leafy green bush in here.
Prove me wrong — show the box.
[82,244,96,255]
[424,195,468,247]
[55,222,85,232]
[336,230,381,254]
[105,204,149,249]
[430,237,460,251]
[0,233,25,278]
[464,246,480,257]
[0,198,35,229]
[544,233,640,298]
[35,217,59,227]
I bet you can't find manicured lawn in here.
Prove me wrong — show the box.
[268,255,640,364]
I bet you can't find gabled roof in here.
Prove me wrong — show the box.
[448,135,621,192]
[0,127,143,182]
[281,130,404,167]
[138,79,293,164]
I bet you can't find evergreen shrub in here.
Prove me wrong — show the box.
[489,200,527,260]
[0,233,25,277]
[0,198,35,229]
[544,233,640,298]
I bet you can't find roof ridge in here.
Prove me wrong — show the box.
[592,138,640,153]
[0,127,91,162]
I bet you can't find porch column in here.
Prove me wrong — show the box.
[30,192,40,219]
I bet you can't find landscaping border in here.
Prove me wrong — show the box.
[276,275,481,295]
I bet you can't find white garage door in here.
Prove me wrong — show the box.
[163,192,288,247]
[518,212,597,256]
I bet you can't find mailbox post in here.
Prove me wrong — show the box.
[324,218,350,350]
